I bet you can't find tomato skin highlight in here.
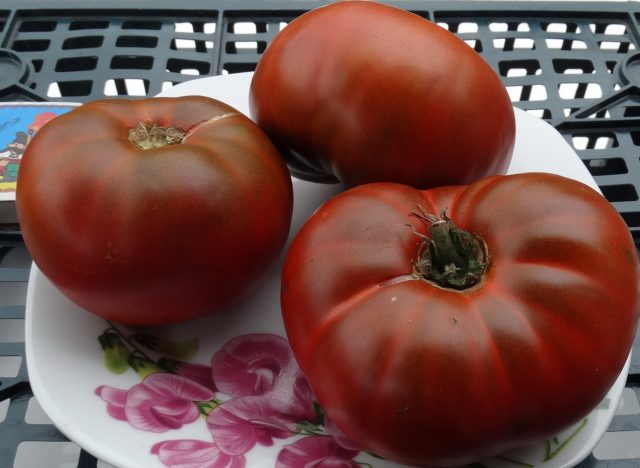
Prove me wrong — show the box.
[250,0,515,189]
[17,96,293,325]
[281,173,639,466]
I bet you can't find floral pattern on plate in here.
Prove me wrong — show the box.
[95,322,369,468]
[93,321,598,468]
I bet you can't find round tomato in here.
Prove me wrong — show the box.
[281,173,639,466]
[17,96,293,325]
[249,0,515,189]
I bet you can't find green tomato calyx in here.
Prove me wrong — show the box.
[128,122,186,149]
[409,208,489,291]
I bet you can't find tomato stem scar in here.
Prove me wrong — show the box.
[409,207,489,290]
[128,122,186,149]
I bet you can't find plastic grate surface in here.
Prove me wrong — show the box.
[4,10,219,99]
[1,1,640,467]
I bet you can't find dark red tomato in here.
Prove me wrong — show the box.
[17,96,293,325]
[281,173,639,466]
[250,0,515,189]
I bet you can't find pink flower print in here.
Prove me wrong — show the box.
[96,373,214,432]
[276,436,360,468]
[151,439,245,468]
[160,358,217,393]
[95,385,127,421]
[211,333,293,398]
[262,358,316,422]
[207,395,293,455]
[211,333,316,421]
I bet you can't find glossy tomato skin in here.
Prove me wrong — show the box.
[250,0,515,189]
[17,96,293,325]
[281,173,639,466]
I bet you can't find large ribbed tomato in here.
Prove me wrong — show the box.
[281,172,639,466]
[17,96,293,325]
[250,0,515,189]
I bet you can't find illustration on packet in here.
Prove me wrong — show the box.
[0,102,78,224]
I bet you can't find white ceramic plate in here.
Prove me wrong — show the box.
[25,72,629,468]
